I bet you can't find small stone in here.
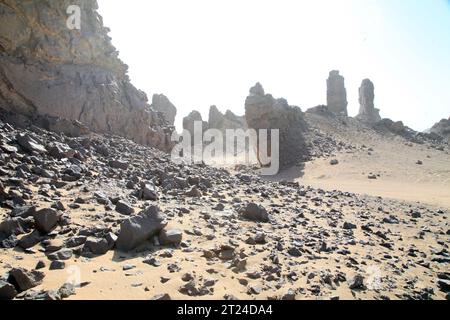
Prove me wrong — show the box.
[343,222,357,230]
[109,159,129,170]
[151,293,171,300]
[58,283,75,299]
[47,248,73,261]
[49,260,66,270]
[349,274,366,290]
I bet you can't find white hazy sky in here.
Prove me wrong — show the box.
[97,0,450,132]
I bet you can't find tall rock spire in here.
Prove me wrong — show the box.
[356,79,381,123]
[326,70,348,116]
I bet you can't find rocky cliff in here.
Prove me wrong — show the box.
[430,117,450,142]
[0,0,173,150]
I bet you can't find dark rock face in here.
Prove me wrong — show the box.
[326,71,348,116]
[0,0,173,151]
[245,83,309,169]
[356,79,381,123]
[430,117,450,142]
[151,94,177,126]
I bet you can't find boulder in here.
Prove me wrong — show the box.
[16,134,46,154]
[115,200,135,215]
[7,268,45,292]
[140,183,159,201]
[18,230,42,249]
[83,236,114,255]
[159,228,183,245]
[239,203,269,222]
[116,206,167,251]
[109,160,129,170]
[0,280,17,300]
[33,208,61,233]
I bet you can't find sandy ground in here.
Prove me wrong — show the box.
[1,117,449,300]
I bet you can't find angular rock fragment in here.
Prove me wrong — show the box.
[116,206,167,251]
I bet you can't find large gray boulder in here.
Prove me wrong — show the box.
[326,70,348,116]
[116,206,167,251]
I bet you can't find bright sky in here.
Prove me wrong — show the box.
[97,0,450,132]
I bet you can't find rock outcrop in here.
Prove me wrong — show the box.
[208,106,247,131]
[326,71,348,116]
[151,94,177,126]
[430,117,450,142]
[356,79,381,123]
[182,111,207,140]
[0,0,173,151]
[245,83,309,169]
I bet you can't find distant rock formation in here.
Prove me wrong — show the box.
[182,111,207,140]
[430,117,450,142]
[208,106,247,131]
[0,0,173,151]
[356,79,381,123]
[245,83,309,169]
[151,94,177,126]
[306,105,335,117]
[326,71,348,116]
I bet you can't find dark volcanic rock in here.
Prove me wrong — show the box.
[239,202,269,222]
[7,268,45,292]
[116,206,167,251]
[0,280,18,300]
[159,228,183,246]
[33,208,61,233]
